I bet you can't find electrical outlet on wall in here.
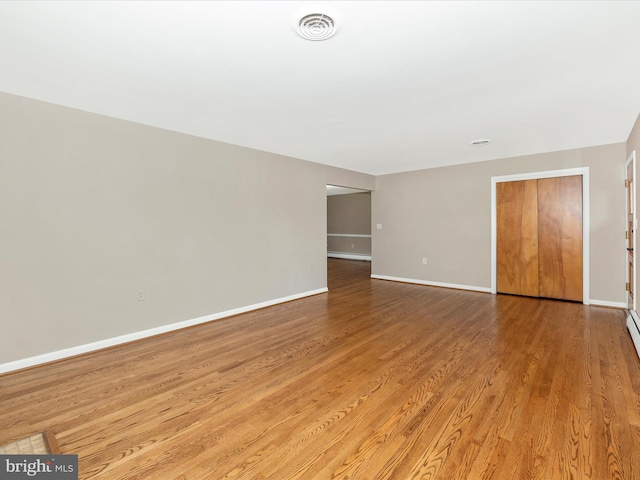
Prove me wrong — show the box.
[422,258,428,264]
[137,291,145,301]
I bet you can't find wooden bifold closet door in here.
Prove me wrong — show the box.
[497,175,583,302]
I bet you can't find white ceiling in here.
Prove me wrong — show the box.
[1,1,639,175]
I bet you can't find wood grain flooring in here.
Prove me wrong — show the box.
[1,258,639,479]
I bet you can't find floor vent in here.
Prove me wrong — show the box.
[0,430,59,455]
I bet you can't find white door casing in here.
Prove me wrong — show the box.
[490,167,590,305]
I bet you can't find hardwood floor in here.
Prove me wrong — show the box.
[1,258,639,479]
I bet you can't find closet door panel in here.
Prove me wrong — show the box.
[497,180,540,296]
[537,175,583,301]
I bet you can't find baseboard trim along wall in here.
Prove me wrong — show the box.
[627,310,640,360]
[370,274,492,293]
[589,299,627,308]
[370,276,625,308]
[0,287,328,375]
[328,252,372,261]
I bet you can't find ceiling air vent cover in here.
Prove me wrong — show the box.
[296,13,338,41]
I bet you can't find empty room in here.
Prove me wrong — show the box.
[1,1,640,479]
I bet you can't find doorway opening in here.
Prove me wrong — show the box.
[627,150,640,360]
[326,185,372,262]
[626,151,636,310]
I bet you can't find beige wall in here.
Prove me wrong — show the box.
[628,114,640,159]
[327,193,372,256]
[372,143,627,303]
[0,93,380,365]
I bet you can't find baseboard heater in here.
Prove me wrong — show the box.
[627,310,640,360]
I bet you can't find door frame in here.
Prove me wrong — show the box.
[490,167,590,304]
[326,185,373,262]
[626,151,637,310]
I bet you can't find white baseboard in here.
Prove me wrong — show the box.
[627,310,640,360]
[370,274,491,293]
[589,299,626,308]
[328,252,372,261]
[0,287,328,375]
[368,277,624,306]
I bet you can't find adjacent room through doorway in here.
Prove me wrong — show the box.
[326,185,372,262]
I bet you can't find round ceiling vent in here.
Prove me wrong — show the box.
[296,13,339,41]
